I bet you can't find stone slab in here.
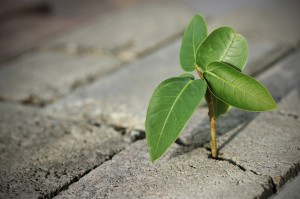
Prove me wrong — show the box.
[0,103,128,198]
[272,174,300,199]
[45,1,193,59]
[54,140,273,199]
[0,51,118,105]
[47,38,288,130]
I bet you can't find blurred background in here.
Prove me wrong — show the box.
[0,0,299,107]
[1,0,299,64]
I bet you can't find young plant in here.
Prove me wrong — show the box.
[145,14,277,162]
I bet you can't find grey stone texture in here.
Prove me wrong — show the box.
[45,1,193,58]
[0,103,128,198]
[55,140,273,199]
[0,52,118,105]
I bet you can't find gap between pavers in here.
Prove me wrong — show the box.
[54,140,274,199]
[0,102,136,198]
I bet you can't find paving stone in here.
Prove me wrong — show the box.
[0,51,118,105]
[45,1,193,59]
[54,140,273,199]
[0,103,128,198]
[47,38,290,130]
[0,13,76,64]
[272,174,300,199]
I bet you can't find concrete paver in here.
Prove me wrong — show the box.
[0,103,128,198]
[0,51,118,105]
[54,140,273,199]
[45,1,193,58]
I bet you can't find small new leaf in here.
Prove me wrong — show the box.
[180,14,208,72]
[145,77,207,162]
[204,62,277,111]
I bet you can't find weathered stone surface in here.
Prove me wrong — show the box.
[45,1,193,59]
[0,103,128,198]
[0,51,118,105]
[55,140,273,199]
[272,174,300,199]
[46,41,183,130]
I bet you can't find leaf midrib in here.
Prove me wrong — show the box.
[153,79,193,155]
[219,32,236,62]
[205,70,271,107]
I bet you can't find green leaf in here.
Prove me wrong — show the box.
[179,72,195,80]
[145,77,207,162]
[212,96,231,117]
[197,27,248,117]
[197,27,248,71]
[204,62,277,111]
[180,14,208,72]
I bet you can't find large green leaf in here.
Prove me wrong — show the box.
[180,14,208,72]
[204,62,277,111]
[145,77,207,162]
[197,27,248,117]
[197,27,248,71]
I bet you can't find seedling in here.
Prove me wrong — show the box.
[145,14,277,162]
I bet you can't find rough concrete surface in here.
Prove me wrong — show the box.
[0,103,128,198]
[0,51,118,105]
[45,1,193,58]
[55,140,273,199]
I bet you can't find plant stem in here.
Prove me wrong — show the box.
[195,67,218,158]
[205,90,217,159]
